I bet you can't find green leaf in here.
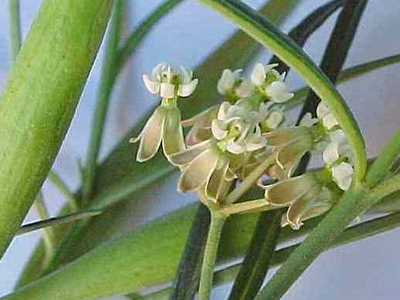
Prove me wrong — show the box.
[0,0,113,259]
[17,211,102,236]
[228,211,282,300]
[194,0,366,180]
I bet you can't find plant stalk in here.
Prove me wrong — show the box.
[7,0,22,62]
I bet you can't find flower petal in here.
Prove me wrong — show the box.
[332,162,354,190]
[136,107,166,162]
[162,108,185,158]
[236,80,254,98]
[177,148,220,192]
[323,141,340,165]
[211,119,228,140]
[266,110,284,129]
[142,74,160,94]
[265,81,293,103]
[205,160,230,201]
[181,105,219,128]
[227,139,245,154]
[169,140,213,166]
[264,173,318,206]
[217,69,235,94]
[160,82,175,98]
[178,79,198,97]
[250,63,266,86]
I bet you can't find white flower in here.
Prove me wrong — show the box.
[217,69,254,100]
[331,162,354,191]
[250,63,279,86]
[250,63,293,103]
[143,62,198,98]
[265,110,284,130]
[316,102,339,130]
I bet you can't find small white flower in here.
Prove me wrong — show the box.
[265,110,284,129]
[265,81,294,103]
[300,113,319,128]
[143,63,198,98]
[316,102,339,130]
[250,63,279,86]
[331,162,354,190]
[217,69,254,101]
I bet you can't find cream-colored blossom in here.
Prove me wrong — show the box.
[250,63,293,103]
[316,102,339,130]
[217,69,254,102]
[143,63,198,98]
[331,162,354,191]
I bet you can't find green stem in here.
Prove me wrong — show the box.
[370,173,400,200]
[48,171,78,211]
[33,193,56,270]
[225,157,274,204]
[82,0,124,203]
[365,128,400,187]
[7,0,22,62]
[198,212,227,300]
[194,0,367,180]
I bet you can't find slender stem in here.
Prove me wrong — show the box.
[47,171,78,211]
[370,173,400,200]
[198,211,227,300]
[82,0,124,203]
[225,157,274,204]
[365,128,400,187]
[7,0,22,62]
[33,192,56,270]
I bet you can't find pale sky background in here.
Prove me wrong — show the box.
[1,0,400,299]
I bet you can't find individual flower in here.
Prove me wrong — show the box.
[322,130,354,191]
[250,63,294,103]
[316,101,339,130]
[217,69,254,102]
[143,62,198,98]
[132,63,199,162]
[264,114,324,178]
[263,171,335,229]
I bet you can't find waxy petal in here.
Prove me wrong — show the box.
[135,107,166,162]
[169,140,213,166]
[332,162,354,190]
[178,79,198,97]
[162,108,185,158]
[160,82,176,98]
[142,74,160,94]
[177,149,220,192]
[250,63,266,86]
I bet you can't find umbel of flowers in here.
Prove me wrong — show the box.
[132,62,355,230]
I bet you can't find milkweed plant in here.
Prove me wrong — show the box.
[2,0,400,300]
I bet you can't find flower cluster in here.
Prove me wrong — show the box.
[132,62,356,230]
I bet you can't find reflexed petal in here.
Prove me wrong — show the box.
[136,107,166,162]
[332,162,354,190]
[330,129,347,143]
[323,141,340,165]
[266,111,284,129]
[205,160,230,201]
[169,140,213,166]
[264,173,318,206]
[177,149,220,192]
[227,139,245,154]
[186,126,213,146]
[162,108,185,158]
[276,143,309,178]
[284,186,321,229]
[178,79,198,97]
[211,119,228,140]
[142,75,160,94]
[180,66,193,84]
[245,135,267,152]
[181,105,219,128]
[152,62,167,79]
[160,83,176,98]
[250,63,266,86]
[266,127,308,146]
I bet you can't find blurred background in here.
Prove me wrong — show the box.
[0,0,400,299]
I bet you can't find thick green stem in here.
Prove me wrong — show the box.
[82,0,123,203]
[7,0,22,62]
[198,212,227,300]
[0,0,113,259]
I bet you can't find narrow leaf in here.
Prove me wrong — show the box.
[228,211,282,300]
[17,211,102,236]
